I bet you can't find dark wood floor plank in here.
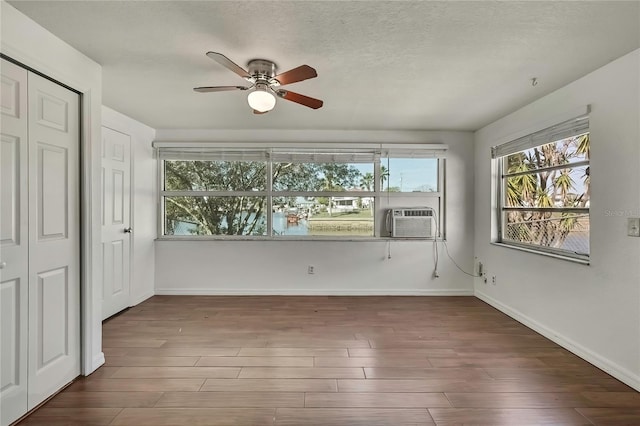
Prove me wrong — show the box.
[363,367,492,380]
[369,337,560,349]
[311,325,396,335]
[337,379,618,393]
[580,392,640,408]
[160,338,268,348]
[196,356,313,367]
[239,367,365,379]
[110,408,276,425]
[348,348,456,357]
[265,338,371,348]
[202,378,337,392]
[305,392,450,408]
[576,408,640,425]
[484,367,613,381]
[102,338,166,348]
[105,356,200,367]
[120,347,240,357]
[428,408,593,425]
[452,347,571,358]
[429,357,548,368]
[111,366,240,379]
[445,392,591,408]
[239,348,349,357]
[18,408,122,425]
[315,356,433,368]
[46,391,163,408]
[65,378,204,392]
[274,408,434,425]
[156,391,304,408]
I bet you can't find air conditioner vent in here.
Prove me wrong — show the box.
[390,208,436,238]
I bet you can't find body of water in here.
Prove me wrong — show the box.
[273,211,309,235]
[170,211,374,236]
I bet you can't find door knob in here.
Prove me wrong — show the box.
[0,261,6,269]
[124,227,133,234]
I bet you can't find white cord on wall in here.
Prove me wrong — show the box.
[432,209,480,278]
[433,225,439,278]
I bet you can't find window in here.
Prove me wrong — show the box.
[157,144,446,239]
[493,114,590,260]
[162,150,269,237]
[380,157,439,193]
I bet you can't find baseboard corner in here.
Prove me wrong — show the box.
[88,352,105,375]
[130,291,155,306]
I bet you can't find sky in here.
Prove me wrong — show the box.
[353,158,438,192]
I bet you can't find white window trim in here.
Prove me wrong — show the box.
[492,114,590,261]
[155,143,446,240]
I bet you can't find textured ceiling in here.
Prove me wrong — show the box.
[7,1,639,131]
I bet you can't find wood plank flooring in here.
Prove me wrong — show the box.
[17,296,640,425]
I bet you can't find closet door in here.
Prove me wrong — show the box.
[27,72,81,408]
[0,59,29,426]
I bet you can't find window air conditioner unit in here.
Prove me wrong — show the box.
[388,207,436,238]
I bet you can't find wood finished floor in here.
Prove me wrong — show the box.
[18,296,640,425]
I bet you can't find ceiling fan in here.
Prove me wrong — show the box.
[194,52,323,114]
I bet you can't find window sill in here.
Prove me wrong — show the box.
[156,236,440,243]
[490,242,590,265]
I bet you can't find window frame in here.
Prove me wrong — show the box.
[156,143,446,240]
[493,114,590,262]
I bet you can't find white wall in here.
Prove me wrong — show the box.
[155,130,475,295]
[1,2,104,374]
[473,50,640,389]
[102,107,156,306]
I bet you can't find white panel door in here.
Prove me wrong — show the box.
[0,59,29,426]
[27,71,80,408]
[101,126,131,320]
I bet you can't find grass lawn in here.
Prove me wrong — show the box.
[311,210,373,220]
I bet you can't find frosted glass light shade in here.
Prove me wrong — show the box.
[248,89,276,112]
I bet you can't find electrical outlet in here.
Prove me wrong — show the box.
[492,276,496,285]
[307,265,315,274]
[478,262,484,276]
[628,218,640,237]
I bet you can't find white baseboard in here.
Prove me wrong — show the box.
[130,291,155,306]
[154,288,474,296]
[475,290,640,391]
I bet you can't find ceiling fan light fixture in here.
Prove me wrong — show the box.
[195,52,323,113]
[247,84,276,112]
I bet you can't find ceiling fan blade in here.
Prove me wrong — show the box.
[274,65,317,86]
[253,110,268,115]
[206,52,251,79]
[193,86,249,93]
[276,90,323,109]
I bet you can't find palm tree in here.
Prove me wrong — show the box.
[360,172,374,215]
[504,134,590,249]
[575,134,590,208]
[380,165,390,191]
[360,172,374,191]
